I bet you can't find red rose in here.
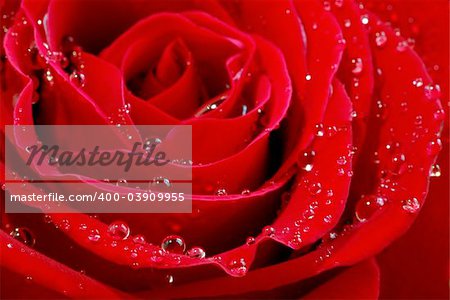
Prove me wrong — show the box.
[0,0,446,298]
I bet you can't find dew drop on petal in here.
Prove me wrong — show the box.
[228,258,247,277]
[69,71,86,87]
[186,246,206,259]
[151,177,171,188]
[9,227,35,247]
[299,149,316,172]
[315,123,325,137]
[360,14,369,25]
[433,109,446,121]
[355,195,387,222]
[241,189,251,195]
[215,188,227,196]
[424,84,441,100]
[412,77,424,88]
[429,164,441,177]
[402,197,420,213]
[143,137,162,151]
[351,58,363,75]
[115,179,128,187]
[375,31,387,47]
[344,19,351,28]
[262,226,275,237]
[246,236,256,245]
[132,235,146,244]
[107,221,130,240]
[308,182,322,195]
[166,275,174,284]
[88,229,101,242]
[161,235,186,254]
[427,138,442,156]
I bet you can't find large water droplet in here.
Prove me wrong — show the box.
[355,195,386,222]
[161,235,186,254]
[299,149,316,172]
[9,227,35,247]
[430,164,441,177]
[107,221,130,240]
[69,71,86,87]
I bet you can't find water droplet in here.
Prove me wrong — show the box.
[375,31,387,47]
[151,177,171,188]
[402,197,420,213]
[424,84,441,100]
[427,138,442,156]
[308,182,322,195]
[323,215,333,223]
[336,155,347,165]
[351,58,363,75]
[299,149,316,172]
[315,123,325,137]
[355,195,386,222]
[215,188,227,196]
[241,104,248,115]
[61,219,71,231]
[187,246,206,259]
[305,74,312,81]
[132,235,146,244]
[396,40,409,52]
[166,275,174,284]
[391,153,406,173]
[88,229,101,242]
[430,164,441,177]
[115,179,128,187]
[107,221,130,240]
[262,226,275,237]
[246,236,256,245]
[228,258,247,277]
[360,14,369,25]
[334,0,344,8]
[433,109,446,121]
[412,77,424,88]
[241,189,251,195]
[161,235,186,254]
[9,227,35,246]
[344,19,351,28]
[69,71,86,87]
[143,137,161,152]
[303,208,315,220]
[43,68,54,86]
